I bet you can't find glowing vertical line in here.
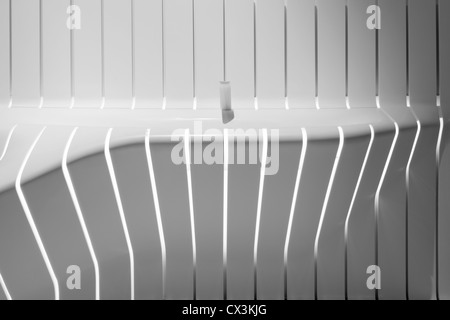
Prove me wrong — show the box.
[184,129,197,299]
[436,115,443,300]
[145,129,167,299]
[284,128,308,300]
[375,121,400,300]
[62,127,100,300]
[16,127,60,300]
[223,129,229,300]
[314,126,344,300]
[344,125,374,300]
[105,128,135,300]
[253,128,268,300]
[405,117,420,300]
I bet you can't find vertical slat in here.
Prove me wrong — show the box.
[377,0,416,300]
[103,0,133,108]
[317,127,371,299]
[22,127,96,299]
[378,0,408,112]
[316,0,346,108]
[347,0,377,108]
[72,0,102,108]
[164,0,194,108]
[287,129,339,299]
[190,134,224,299]
[11,0,41,107]
[257,134,301,299]
[408,0,440,300]
[110,129,163,299]
[227,137,260,299]
[0,0,10,107]
[194,0,223,109]
[438,0,450,300]
[286,0,315,109]
[67,128,131,300]
[0,126,54,300]
[256,0,285,109]
[346,128,395,299]
[41,0,71,108]
[134,0,163,109]
[226,0,254,109]
[150,135,194,299]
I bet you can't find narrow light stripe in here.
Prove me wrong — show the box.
[436,115,443,300]
[253,128,268,300]
[375,121,400,300]
[223,129,229,300]
[16,127,60,300]
[184,129,197,299]
[62,127,100,300]
[284,128,308,300]
[105,128,135,300]
[144,129,167,299]
[0,272,12,300]
[405,117,419,300]
[344,124,374,299]
[314,126,344,300]
[0,124,17,161]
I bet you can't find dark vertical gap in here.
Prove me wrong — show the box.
[375,0,379,99]
[253,1,257,102]
[161,0,166,107]
[9,0,12,106]
[345,2,348,101]
[192,0,196,102]
[284,1,288,104]
[39,0,43,106]
[223,0,226,82]
[70,0,75,108]
[315,4,318,104]
[405,0,410,300]
[101,0,105,107]
[436,0,440,97]
[406,1,410,102]
[131,0,135,108]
